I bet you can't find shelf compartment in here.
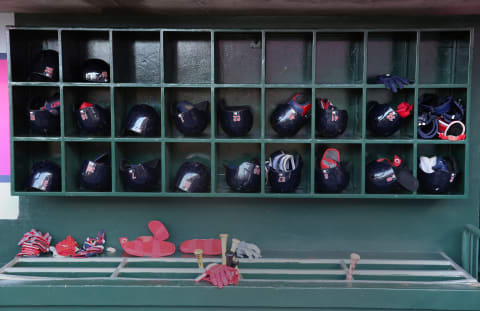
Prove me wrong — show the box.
[215,88,261,139]
[114,87,161,138]
[265,88,312,139]
[61,30,111,83]
[9,30,59,82]
[64,86,111,137]
[315,143,361,194]
[315,88,362,139]
[417,144,465,195]
[164,142,211,192]
[65,142,112,192]
[114,142,162,192]
[13,141,62,192]
[215,143,261,193]
[265,143,311,194]
[367,32,416,83]
[366,88,415,140]
[417,88,467,141]
[365,143,414,194]
[112,31,161,83]
[266,32,313,84]
[164,32,211,84]
[419,31,470,85]
[164,87,211,138]
[12,86,60,137]
[214,32,262,84]
[315,32,364,84]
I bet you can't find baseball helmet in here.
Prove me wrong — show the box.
[174,101,209,136]
[315,148,350,193]
[267,150,303,193]
[175,161,210,193]
[270,93,311,137]
[124,104,160,137]
[120,159,160,192]
[27,94,60,135]
[29,50,59,82]
[367,102,402,137]
[224,159,261,193]
[418,156,457,194]
[76,102,109,135]
[365,159,399,193]
[366,155,418,193]
[80,152,111,191]
[218,100,253,137]
[315,99,348,138]
[26,160,61,192]
[81,59,110,83]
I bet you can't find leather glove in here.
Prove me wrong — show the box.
[236,241,261,259]
[195,263,239,288]
[376,74,410,93]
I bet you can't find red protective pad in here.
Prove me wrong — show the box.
[180,239,222,255]
[120,237,175,257]
[148,220,169,241]
[195,264,239,289]
[55,236,78,257]
[396,102,413,118]
[120,238,145,257]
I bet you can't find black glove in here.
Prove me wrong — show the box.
[376,74,411,93]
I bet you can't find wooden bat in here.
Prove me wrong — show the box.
[194,249,204,269]
[220,233,228,266]
[346,253,360,280]
[231,238,240,253]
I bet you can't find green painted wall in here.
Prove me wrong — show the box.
[1,15,479,268]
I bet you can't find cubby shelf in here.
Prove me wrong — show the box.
[8,27,473,199]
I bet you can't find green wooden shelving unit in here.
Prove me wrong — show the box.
[8,27,473,198]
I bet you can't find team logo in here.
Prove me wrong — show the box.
[233,112,241,122]
[85,162,96,175]
[44,66,54,78]
[386,112,396,122]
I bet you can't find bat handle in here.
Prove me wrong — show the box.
[346,253,360,280]
[231,238,240,253]
[220,233,228,266]
[194,249,204,270]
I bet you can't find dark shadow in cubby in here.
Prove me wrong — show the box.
[215,143,261,193]
[165,143,211,192]
[266,33,313,84]
[65,142,111,192]
[417,144,465,195]
[12,86,59,137]
[164,88,211,138]
[315,143,361,194]
[366,88,414,139]
[113,31,161,83]
[215,88,261,139]
[365,143,414,194]
[215,32,262,84]
[315,88,362,139]
[64,86,111,137]
[9,30,58,82]
[61,31,110,82]
[14,141,62,192]
[367,32,416,83]
[164,32,211,84]
[114,87,161,137]
[265,88,312,139]
[115,142,162,192]
[316,32,364,84]
[417,88,467,141]
[265,143,311,194]
[419,31,469,85]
